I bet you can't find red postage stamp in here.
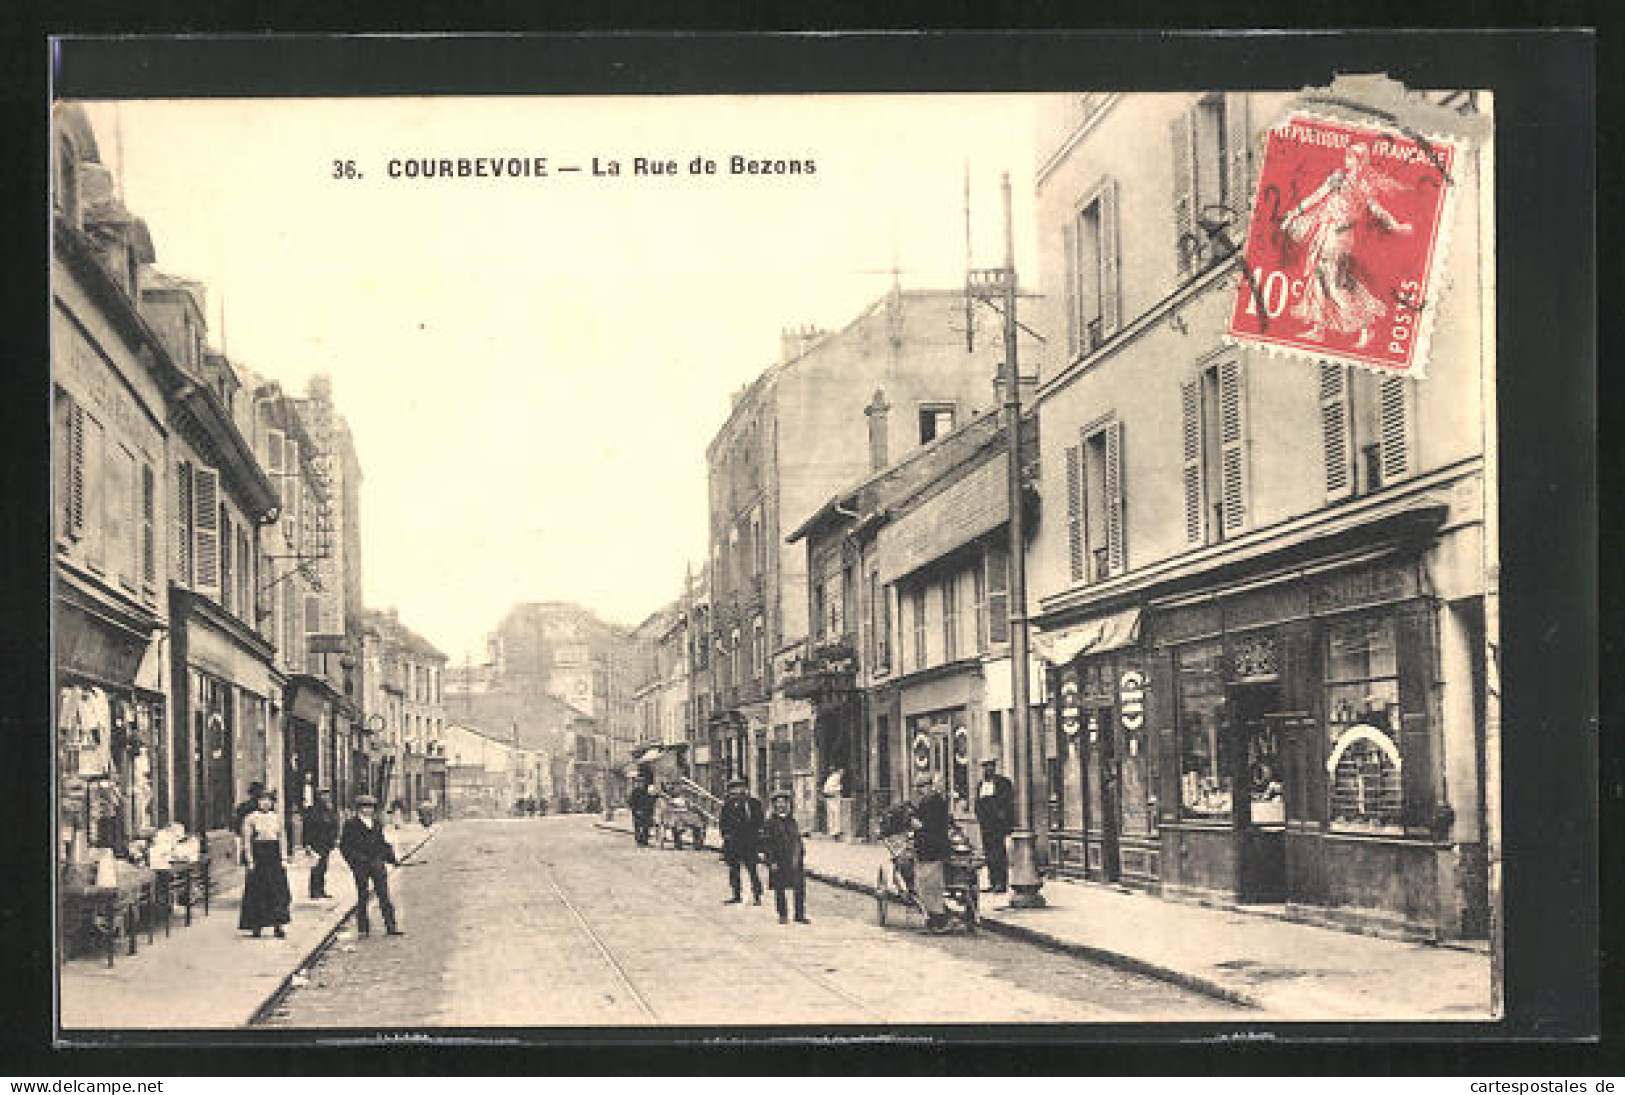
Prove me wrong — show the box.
[1226,112,1459,377]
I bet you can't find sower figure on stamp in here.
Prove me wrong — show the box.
[302,788,338,900]
[340,794,402,937]
[762,787,809,925]
[973,758,1015,894]
[1279,142,1413,350]
[718,776,764,905]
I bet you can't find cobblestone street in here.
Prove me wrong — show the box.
[265,816,1245,1027]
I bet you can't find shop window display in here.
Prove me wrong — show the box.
[1176,640,1231,819]
[1324,616,1404,831]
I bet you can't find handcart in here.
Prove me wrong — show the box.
[654,786,707,850]
[873,810,981,933]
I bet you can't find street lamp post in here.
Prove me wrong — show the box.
[996,171,1046,908]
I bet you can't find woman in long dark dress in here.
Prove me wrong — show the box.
[239,789,291,938]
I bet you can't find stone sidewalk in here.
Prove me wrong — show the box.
[59,822,438,1032]
[799,834,1496,1022]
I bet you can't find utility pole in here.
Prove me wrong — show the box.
[997,171,1046,908]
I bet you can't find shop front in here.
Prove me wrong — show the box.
[1035,607,1159,888]
[780,640,861,835]
[1147,546,1484,938]
[285,674,344,840]
[55,582,167,867]
[898,668,983,823]
[170,590,277,851]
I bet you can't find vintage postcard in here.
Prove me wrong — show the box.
[49,55,1506,1037]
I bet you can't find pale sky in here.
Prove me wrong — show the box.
[80,95,1042,662]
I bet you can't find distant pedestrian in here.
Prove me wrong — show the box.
[973,758,1015,894]
[340,794,402,937]
[238,788,290,939]
[718,777,764,906]
[762,788,809,925]
[302,788,339,900]
[628,781,656,846]
[911,775,953,932]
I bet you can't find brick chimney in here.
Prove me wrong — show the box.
[864,389,891,472]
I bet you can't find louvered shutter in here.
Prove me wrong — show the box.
[1180,378,1204,544]
[192,467,221,593]
[1218,359,1249,534]
[1062,219,1080,358]
[987,547,1010,645]
[1320,363,1354,501]
[175,461,193,586]
[265,428,285,476]
[1104,419,1126,576]
[283,438,299,546]
[1224,92,1253,220]
[140,463,156,585]
[1064,443,1084,581]
[1171,110,1196,276]
[1394,607,1437,832]
[66,399,86,538]
[1378,376,1412,484]
[1100,180,1121,336]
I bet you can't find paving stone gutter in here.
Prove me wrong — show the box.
[246,825,442,1027]
[800,865,1260,1010]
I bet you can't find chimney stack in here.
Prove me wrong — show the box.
[864,389,891,472]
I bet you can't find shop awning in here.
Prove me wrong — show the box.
[1032,606,1142,665]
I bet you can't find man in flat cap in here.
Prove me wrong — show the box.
[973,758,1015,894]
[339,794,401,937]
[717,776,764,905]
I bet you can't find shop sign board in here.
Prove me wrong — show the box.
[1119,669,1146,733]
[1059,670,1082,738]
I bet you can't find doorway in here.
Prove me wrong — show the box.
[1227,681,1286,902]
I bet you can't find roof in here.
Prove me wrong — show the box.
[787,410,1008,544]
[361,608,448,661]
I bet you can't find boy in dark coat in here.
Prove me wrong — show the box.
[717,777,764,905]
[761,788,809,925]
[339,795,401,936]
[302,788,339,899]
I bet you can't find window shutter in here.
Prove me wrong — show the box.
[283,439,299,546]
[305,593,321,634]
[1062,219,1080,358]
[175,461,193,586]
[1320,363,1354,501]
[1180,378,1204,544]
[1064,443,1084,581]
[219,511,234,614]
[266,429,284,475]
[1378,376,1412,484]
[1394,607,1437,832]
[192,466,220,594]
[140,463,156,585]
[1100,179,1121,335]
[1171,110,1196,276]
[1104,419,1126,576]
[1225,92,1253,218]
[66,399,86,538]
[1218,359,1249,534]
[987,547,1010,645]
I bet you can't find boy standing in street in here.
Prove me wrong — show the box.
[339,794,403,937]
[762,787,809,925]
